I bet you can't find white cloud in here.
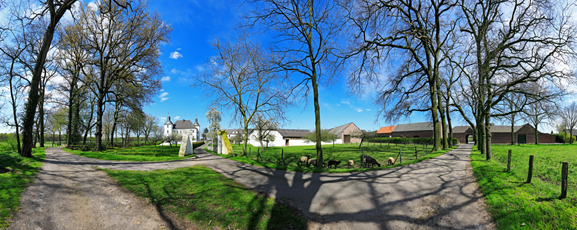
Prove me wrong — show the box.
[174,116,181,120]
[366,109,372,111]
[171,69,180,74]
[161,117,166,120]
[170,51,183,59]
[161,76,171,82]
[160,89,164,92]
[356,108,363,112]
[159,92,169,102]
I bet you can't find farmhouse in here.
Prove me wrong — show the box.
[247,129,311,147]
[452,123,556,144]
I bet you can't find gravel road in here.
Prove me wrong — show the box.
[7,144,495,229]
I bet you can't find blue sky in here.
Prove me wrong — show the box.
[142,0,452,132]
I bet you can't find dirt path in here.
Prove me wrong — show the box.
[9,144,495,229]
[7,148,172,230]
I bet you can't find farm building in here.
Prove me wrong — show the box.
[328,122,362,144]
[452,124,556,144]
[452,126,475,144]
[390,122,443,138]
[376,126,396,137]
[245,122,362,147]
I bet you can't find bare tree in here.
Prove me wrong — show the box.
[456,0,576,159]
[560,102,577,144]
[494,93,528,145]
[342,0,458,151]
[68,0,169,150]
[194,37,289,156]
[251,114,278,151]
[245,0,343,166]
[141,114,158,145]
[523,100,557,145]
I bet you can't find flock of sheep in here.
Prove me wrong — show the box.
[297,155,396,169]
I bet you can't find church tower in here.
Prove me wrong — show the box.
[164,115,173,137]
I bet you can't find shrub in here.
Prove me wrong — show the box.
[368,137,459,145]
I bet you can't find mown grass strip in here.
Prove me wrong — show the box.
[0,147,46,229]
[471,145,577,229]
[207,143,457,173]
[63,142,204,162]
[104,166,307,229]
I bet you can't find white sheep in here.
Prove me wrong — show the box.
[347,160,354,169]
[298,155,310,166]
[388,157,396,165]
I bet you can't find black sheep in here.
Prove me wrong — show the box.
[364,156,381,168]
[327,160,341,169]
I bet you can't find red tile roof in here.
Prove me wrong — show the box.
[377,126,396,134]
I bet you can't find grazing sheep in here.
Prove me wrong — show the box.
[364,156,381,168]
[327,160,341,169]
[307,158,325,167]
[298,155,310,166]
[348,160,354,169]
[388,157,396,165]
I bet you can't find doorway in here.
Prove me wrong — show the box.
[285,139,289,146]
[518,134,526,144]
[343,135,351,144]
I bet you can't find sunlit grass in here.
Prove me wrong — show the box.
[0,147,45,229]
[104,166,307,229]
[63,142,204,162]
[471,144,577,229]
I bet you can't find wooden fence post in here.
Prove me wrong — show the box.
[561,162,568,199]
[415,146,417,160]
[507,150,512,172]
[361,148,365,168]
[399,148,402,163]
[527,155,534,183]
[281,149,284,166]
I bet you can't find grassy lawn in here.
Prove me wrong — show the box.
[63,142,204,162]
[104,165,307,229]
[471,144,577,229]
[0,147,46,229]
[209,142,458,173]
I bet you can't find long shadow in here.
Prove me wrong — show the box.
[198,144,493,229]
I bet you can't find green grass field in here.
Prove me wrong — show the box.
[471,144,577,229]
[0,147,46,229]
[104,165,307,229]
[63,142,204,162]
[210,142,457,173]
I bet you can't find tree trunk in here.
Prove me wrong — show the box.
[485,115,492,160]
[39,93,45,147]
[242,123,249,156]
[511,117,515,145]
[436,77,448,149]
[446,100,453,148]
[59,129,62,146]
[312,72,322,167]
[21,4,69,158]
[429,79,442,152]
[95,94,105,151]
[534,124,539,145]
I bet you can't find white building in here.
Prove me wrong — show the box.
[164,116,201,142]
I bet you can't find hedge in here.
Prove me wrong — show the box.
[367,137,459,145]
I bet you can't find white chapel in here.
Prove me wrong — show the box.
[164,115,201,141]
